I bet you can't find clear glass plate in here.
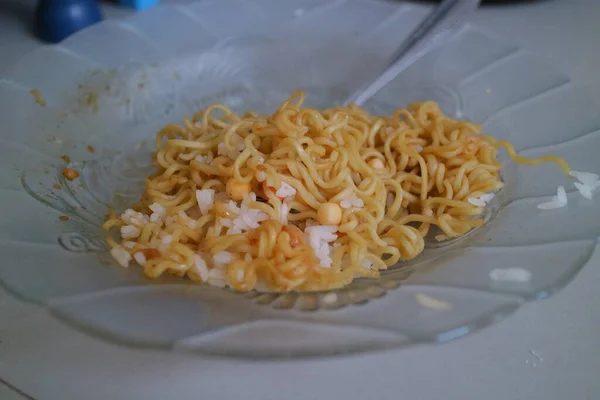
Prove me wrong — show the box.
[1,0,598,358]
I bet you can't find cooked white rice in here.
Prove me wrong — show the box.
[149,202,166,219]
[213,251,234,265]
[195,189,215,215]
[120,225,141,239]
[256,171,267,182]
[574,182,593,200]
[110,245,131,267]
[467,193,495,207]
[121,209,149,225]
[133,251,147,266]
[208,266,226,279]
[340,192,364,209]
[361,259,374,270]
[220,199,269,235]
[570,170,600,187]
[194,152,213,164]
[207,265,227,288]
[479,193,495,202]
[537,185,567,210]
[217,133,245,159]
[193,254,209,281]
[304,225,337,268]
[280,203,290,225]
[122,241,136,249]
[276,182,296,200]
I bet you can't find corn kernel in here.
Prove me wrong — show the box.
[226,178,251,201]
[317,202,343,225]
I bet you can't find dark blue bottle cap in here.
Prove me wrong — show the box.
[36,0,104,43]
[120,0,159,10]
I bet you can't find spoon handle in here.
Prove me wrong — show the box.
[343,0,481,107]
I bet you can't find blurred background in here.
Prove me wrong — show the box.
[0,0,551,69]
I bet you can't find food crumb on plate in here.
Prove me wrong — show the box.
[60,155,71,163]
[62,167,79,180]
[30,89,46,106]
[59,215,69,221]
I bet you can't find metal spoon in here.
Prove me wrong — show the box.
[344,0,481,106]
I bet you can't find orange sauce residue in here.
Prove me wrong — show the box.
[30,89,46,106]
[140,248,160,260]
[63,168,79,180]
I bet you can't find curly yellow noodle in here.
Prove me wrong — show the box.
[104,91,572,292]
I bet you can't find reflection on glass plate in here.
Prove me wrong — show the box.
[1,0,598,358]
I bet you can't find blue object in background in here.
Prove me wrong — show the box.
[36,0,104,43]
[119,0,159,11]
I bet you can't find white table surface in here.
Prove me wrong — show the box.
[1,0,599,399]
